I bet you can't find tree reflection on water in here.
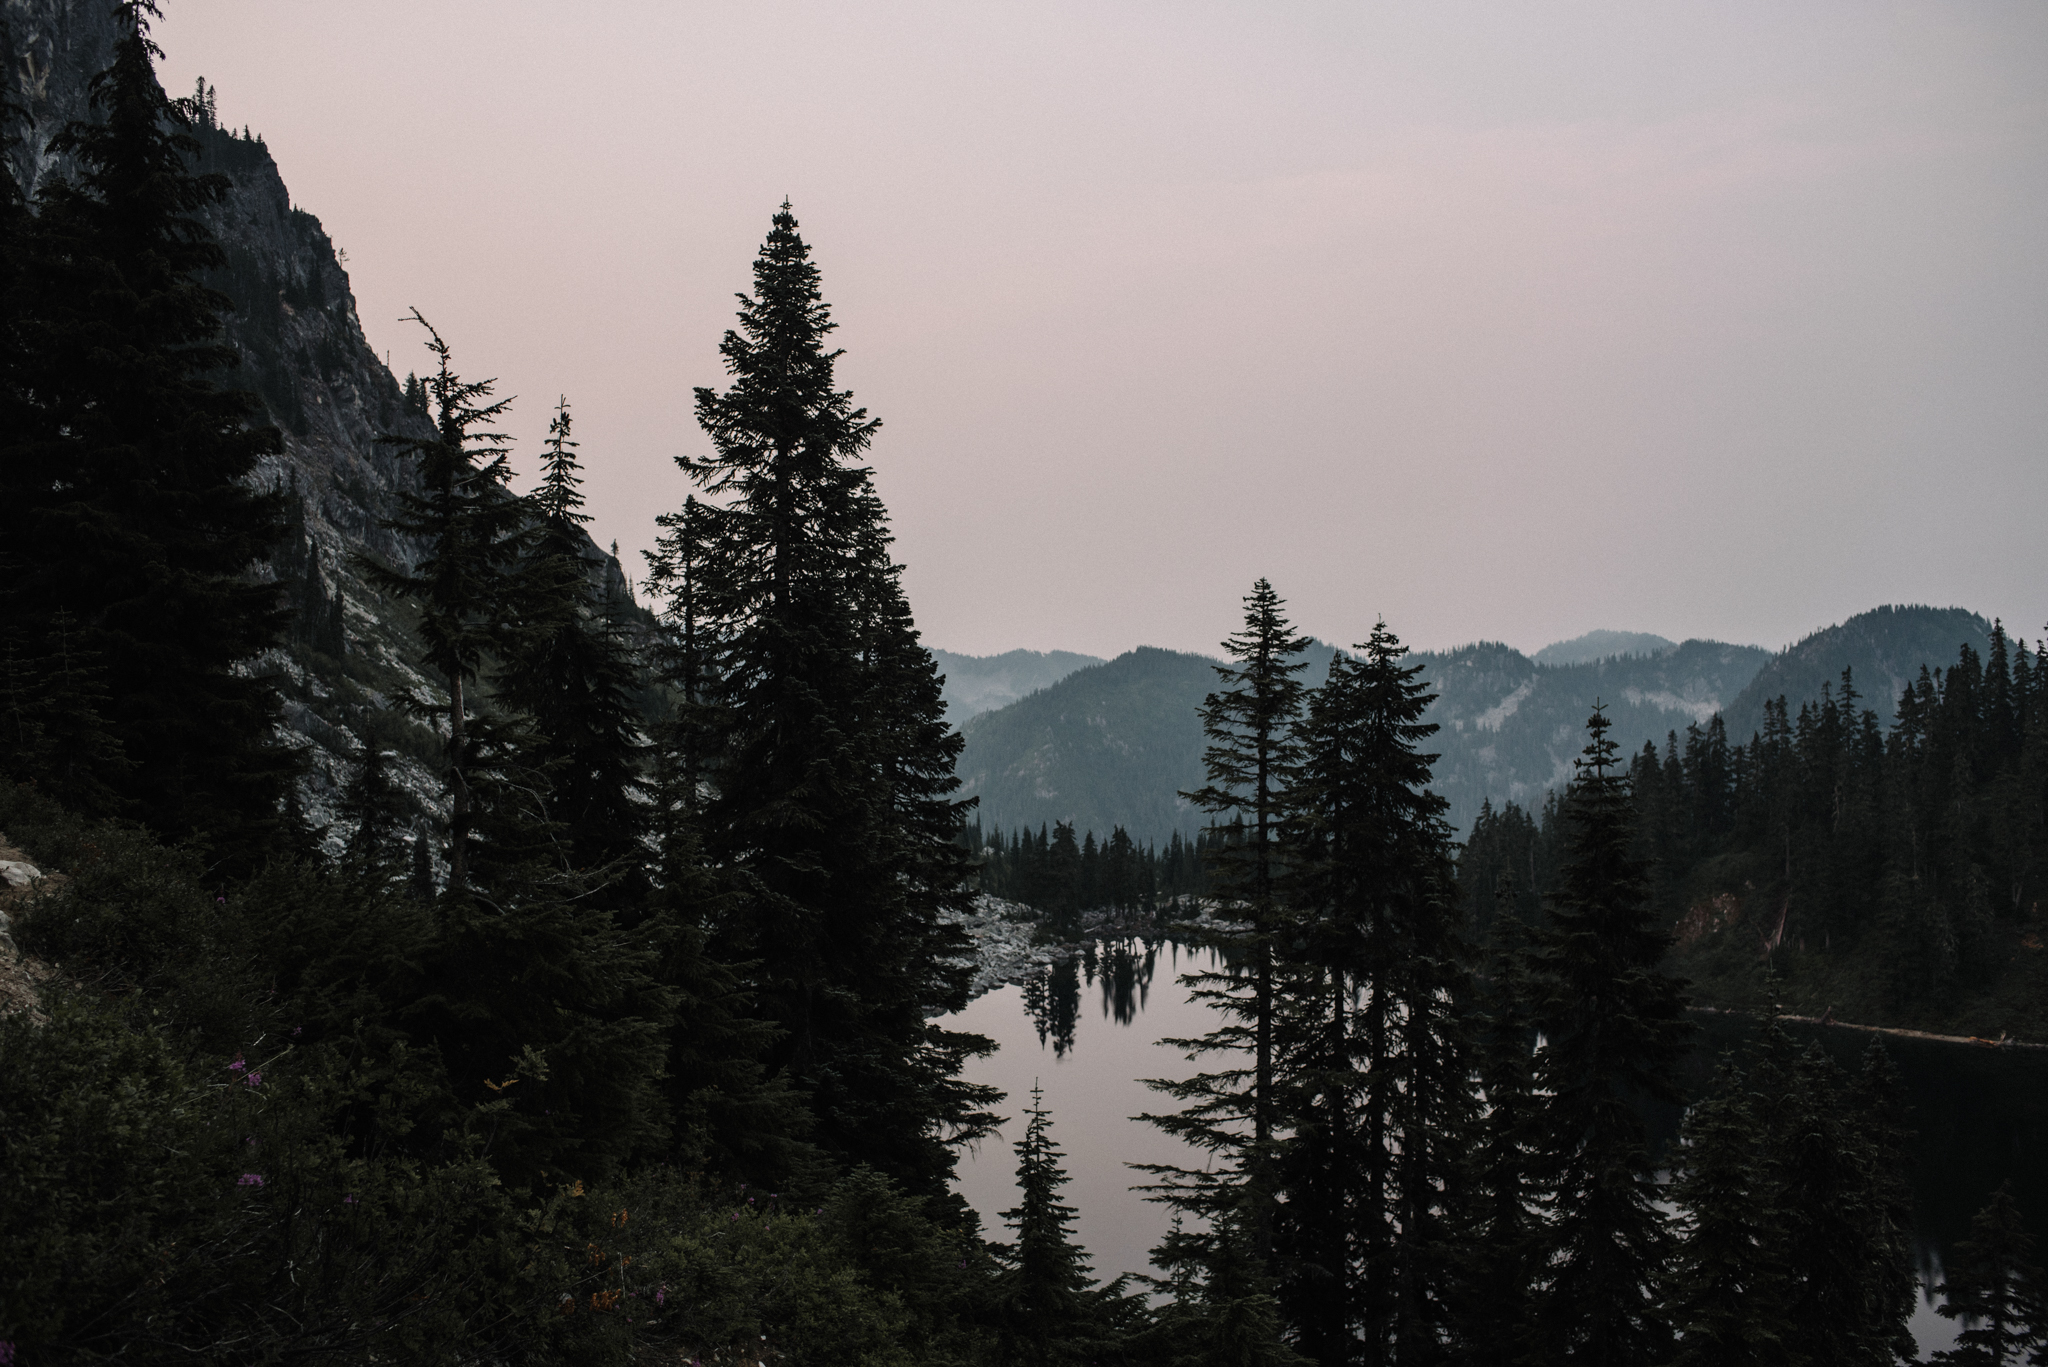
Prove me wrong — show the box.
[1021,938,1164,1056]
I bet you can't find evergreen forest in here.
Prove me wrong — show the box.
[1461,623,2048,1041]
[965,817,1213,934]
[1,8,2045,1366]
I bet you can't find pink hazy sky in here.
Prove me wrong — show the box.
[157,2,2048,661]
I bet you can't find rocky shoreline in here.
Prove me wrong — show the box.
[947,894,1212,1001]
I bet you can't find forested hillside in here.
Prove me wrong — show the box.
[1425,635,1772,830]
[960,609,2002,849]
[955,646,1230,842]
[1720,604,1993,738]
[1463,620,2048,1041]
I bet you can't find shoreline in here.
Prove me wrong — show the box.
[1688,1004,2048,1052]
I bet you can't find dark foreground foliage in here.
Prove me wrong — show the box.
[0,781,987,1365]
[4,8,2042,1365]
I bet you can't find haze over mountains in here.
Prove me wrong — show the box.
[1530,630,1678,667]
[929,649,1105,723]
[948,605,2000,845]
[3,3,2014,868]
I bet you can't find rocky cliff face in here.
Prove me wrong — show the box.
[3,0,116,202]
[5,0,634,850]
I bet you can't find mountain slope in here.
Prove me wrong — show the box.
[958,635,1773,844]
[961,609,2007,848]
[930,648,1103,724]
[1428,637,1773,829]
[955,647,1221,843]
[959,608,2012,848]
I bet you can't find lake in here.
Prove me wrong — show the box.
[944,936,2048,1356]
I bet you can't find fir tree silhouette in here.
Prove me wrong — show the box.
[3,0,292,863]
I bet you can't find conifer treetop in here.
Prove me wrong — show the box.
[1183,577,1311,830]
[1574,699,1622,782]
[364,312,528,694]
[1351,616,1446,784]
[1936,1181,2047,1365]
[536,395,589,527]
[685,202,878,498]
[406,308,515,466]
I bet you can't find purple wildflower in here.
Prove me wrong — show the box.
[237,1173,265,1187]
[228,1056,246,1073]
[656,1286,666,1306]
[244,1071,262,1087]
[0,1340,14,1365]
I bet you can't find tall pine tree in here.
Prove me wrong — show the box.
[1665,1020,1920,1367]
[1660,1042,1799,1367]
[360,320,672,1190]
[1936,1184,2046,1367]
[1144,579,1310,1270]
[1457,909,1543,1365]
[653,202,995,1198]
[356,312,533,895]
[1282,620,1466,1365]
[1527,704,1692,1364]
[993,1084,1123,1365]
[497,396,650,900]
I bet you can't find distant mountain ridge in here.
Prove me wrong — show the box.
[1532,630,1679,666]
[957,635,1771,843]
[955,647,1220,843]
[930,648,1103,724]
[956,606,2001,846]
[1425,636,1772,828]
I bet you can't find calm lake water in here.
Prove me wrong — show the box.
[943,937,2048,1357]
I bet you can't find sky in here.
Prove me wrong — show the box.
[157,1,2048,661]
